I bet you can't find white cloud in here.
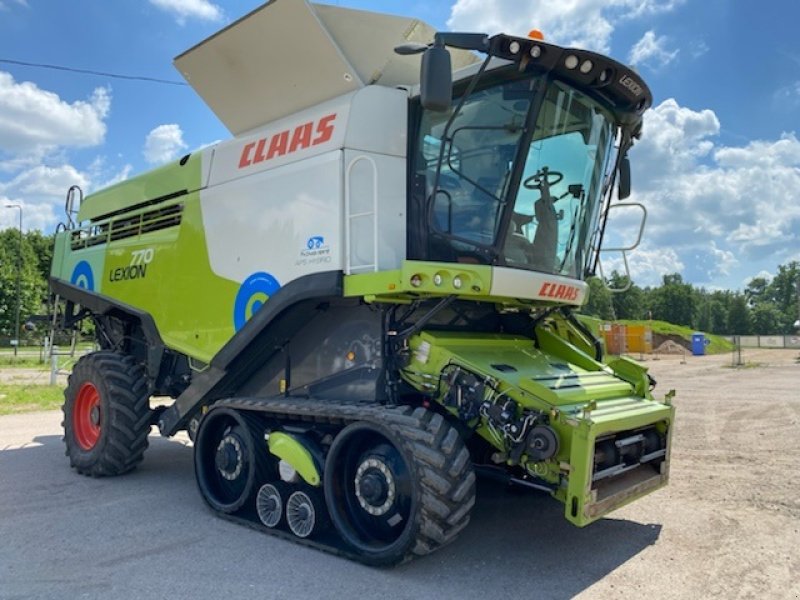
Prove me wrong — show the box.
[0,196,57,232]
[0,164,88,198]
[0,162,90,231]
[632,98,719,176]
[601,244,685,287]
[447,0,685,54]
[144,124,187,165]
[773,81,800,105]
[689,40,709,59]
[93,164,132,191]
[629,30,678,69]
[708,241,738,276]
[149,0,222,24]
[0,0,28,10]
[627,99,800,286]
[0,72,110,156]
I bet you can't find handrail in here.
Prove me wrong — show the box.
[344,155,379,274]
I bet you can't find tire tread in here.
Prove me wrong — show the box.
[63,351,151,477]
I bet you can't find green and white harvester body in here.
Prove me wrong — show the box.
[50,0,674,565]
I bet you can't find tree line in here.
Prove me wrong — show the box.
[582,263,800,335]
[1,227,798,337]
[0,229,54,339]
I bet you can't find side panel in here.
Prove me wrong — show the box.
[200,150,344,286]
[207,95,351,188]
[92,190,239,363]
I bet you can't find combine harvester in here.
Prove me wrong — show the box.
[50,0,674,565]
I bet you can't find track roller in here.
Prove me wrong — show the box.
[286,488,326,539]
[256,481,291,528]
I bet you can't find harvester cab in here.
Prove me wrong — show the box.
[49,0,673,566]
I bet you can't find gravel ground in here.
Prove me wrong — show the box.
[0,348,798,599]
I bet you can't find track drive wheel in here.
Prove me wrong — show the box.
[324,406,476,566]
[194,408,273,514]
[62,351,151,477]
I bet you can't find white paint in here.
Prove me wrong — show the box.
[201,150,343,285]
[207,95,352,188]
[490,267,588,305]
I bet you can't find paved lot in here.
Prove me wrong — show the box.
[1,349,798,599]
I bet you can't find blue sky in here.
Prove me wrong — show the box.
[0,0,798,290]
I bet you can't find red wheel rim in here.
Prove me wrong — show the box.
[73,382,101,450]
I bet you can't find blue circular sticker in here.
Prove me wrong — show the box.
[70,260,95,291]
[233,272,280,332]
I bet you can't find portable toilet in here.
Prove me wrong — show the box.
[691,332,706,356]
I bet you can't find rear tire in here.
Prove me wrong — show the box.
[324,406,476,566]
[63,351,151,477]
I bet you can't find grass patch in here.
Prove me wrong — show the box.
[618,319,733,354]
[723,361,763,369]
[0,356,49,369]
[0,383,64,415]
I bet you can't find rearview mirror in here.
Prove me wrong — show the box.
[618,155,631,199]
[421,44,452,112]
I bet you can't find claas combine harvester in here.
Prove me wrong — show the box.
[49,0,674,565]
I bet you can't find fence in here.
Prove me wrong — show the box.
[724,335,800,349]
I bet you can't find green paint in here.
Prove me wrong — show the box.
[401,327,674,525]
[344,260,493,300]
[78,156,200,222]
[268,432,321,487]
[51,153,239,363]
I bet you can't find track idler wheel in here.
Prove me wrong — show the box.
[324,407,476,565]
[194,408,272,514]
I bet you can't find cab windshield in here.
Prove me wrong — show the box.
[415,77,616,278]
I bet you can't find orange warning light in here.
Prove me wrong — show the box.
[528,29,544,40]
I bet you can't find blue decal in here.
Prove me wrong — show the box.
[307,236,324,250]
[70,261,95,291]
[233,272,281,332]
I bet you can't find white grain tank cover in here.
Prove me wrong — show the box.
[173,0,478,136]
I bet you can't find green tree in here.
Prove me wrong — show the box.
[751,302,783,335]
[582,277,614,320]
[767,262,799,332]
[726,294,752,335]
[650,273,695,327]
[745,276,769,306]
[26,230,55,286]
[0,229,48,338]
[608,271,645,320]
[744,261,800,333]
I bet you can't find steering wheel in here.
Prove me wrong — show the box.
[523,166,563,190]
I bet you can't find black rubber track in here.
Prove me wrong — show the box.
[213,398,476,565]
[62,351,151,477]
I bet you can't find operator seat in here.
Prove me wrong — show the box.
[530,195,558,273]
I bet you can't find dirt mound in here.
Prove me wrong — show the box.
[655,340,687,354]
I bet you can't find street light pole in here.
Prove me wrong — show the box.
[4,204,22,357]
